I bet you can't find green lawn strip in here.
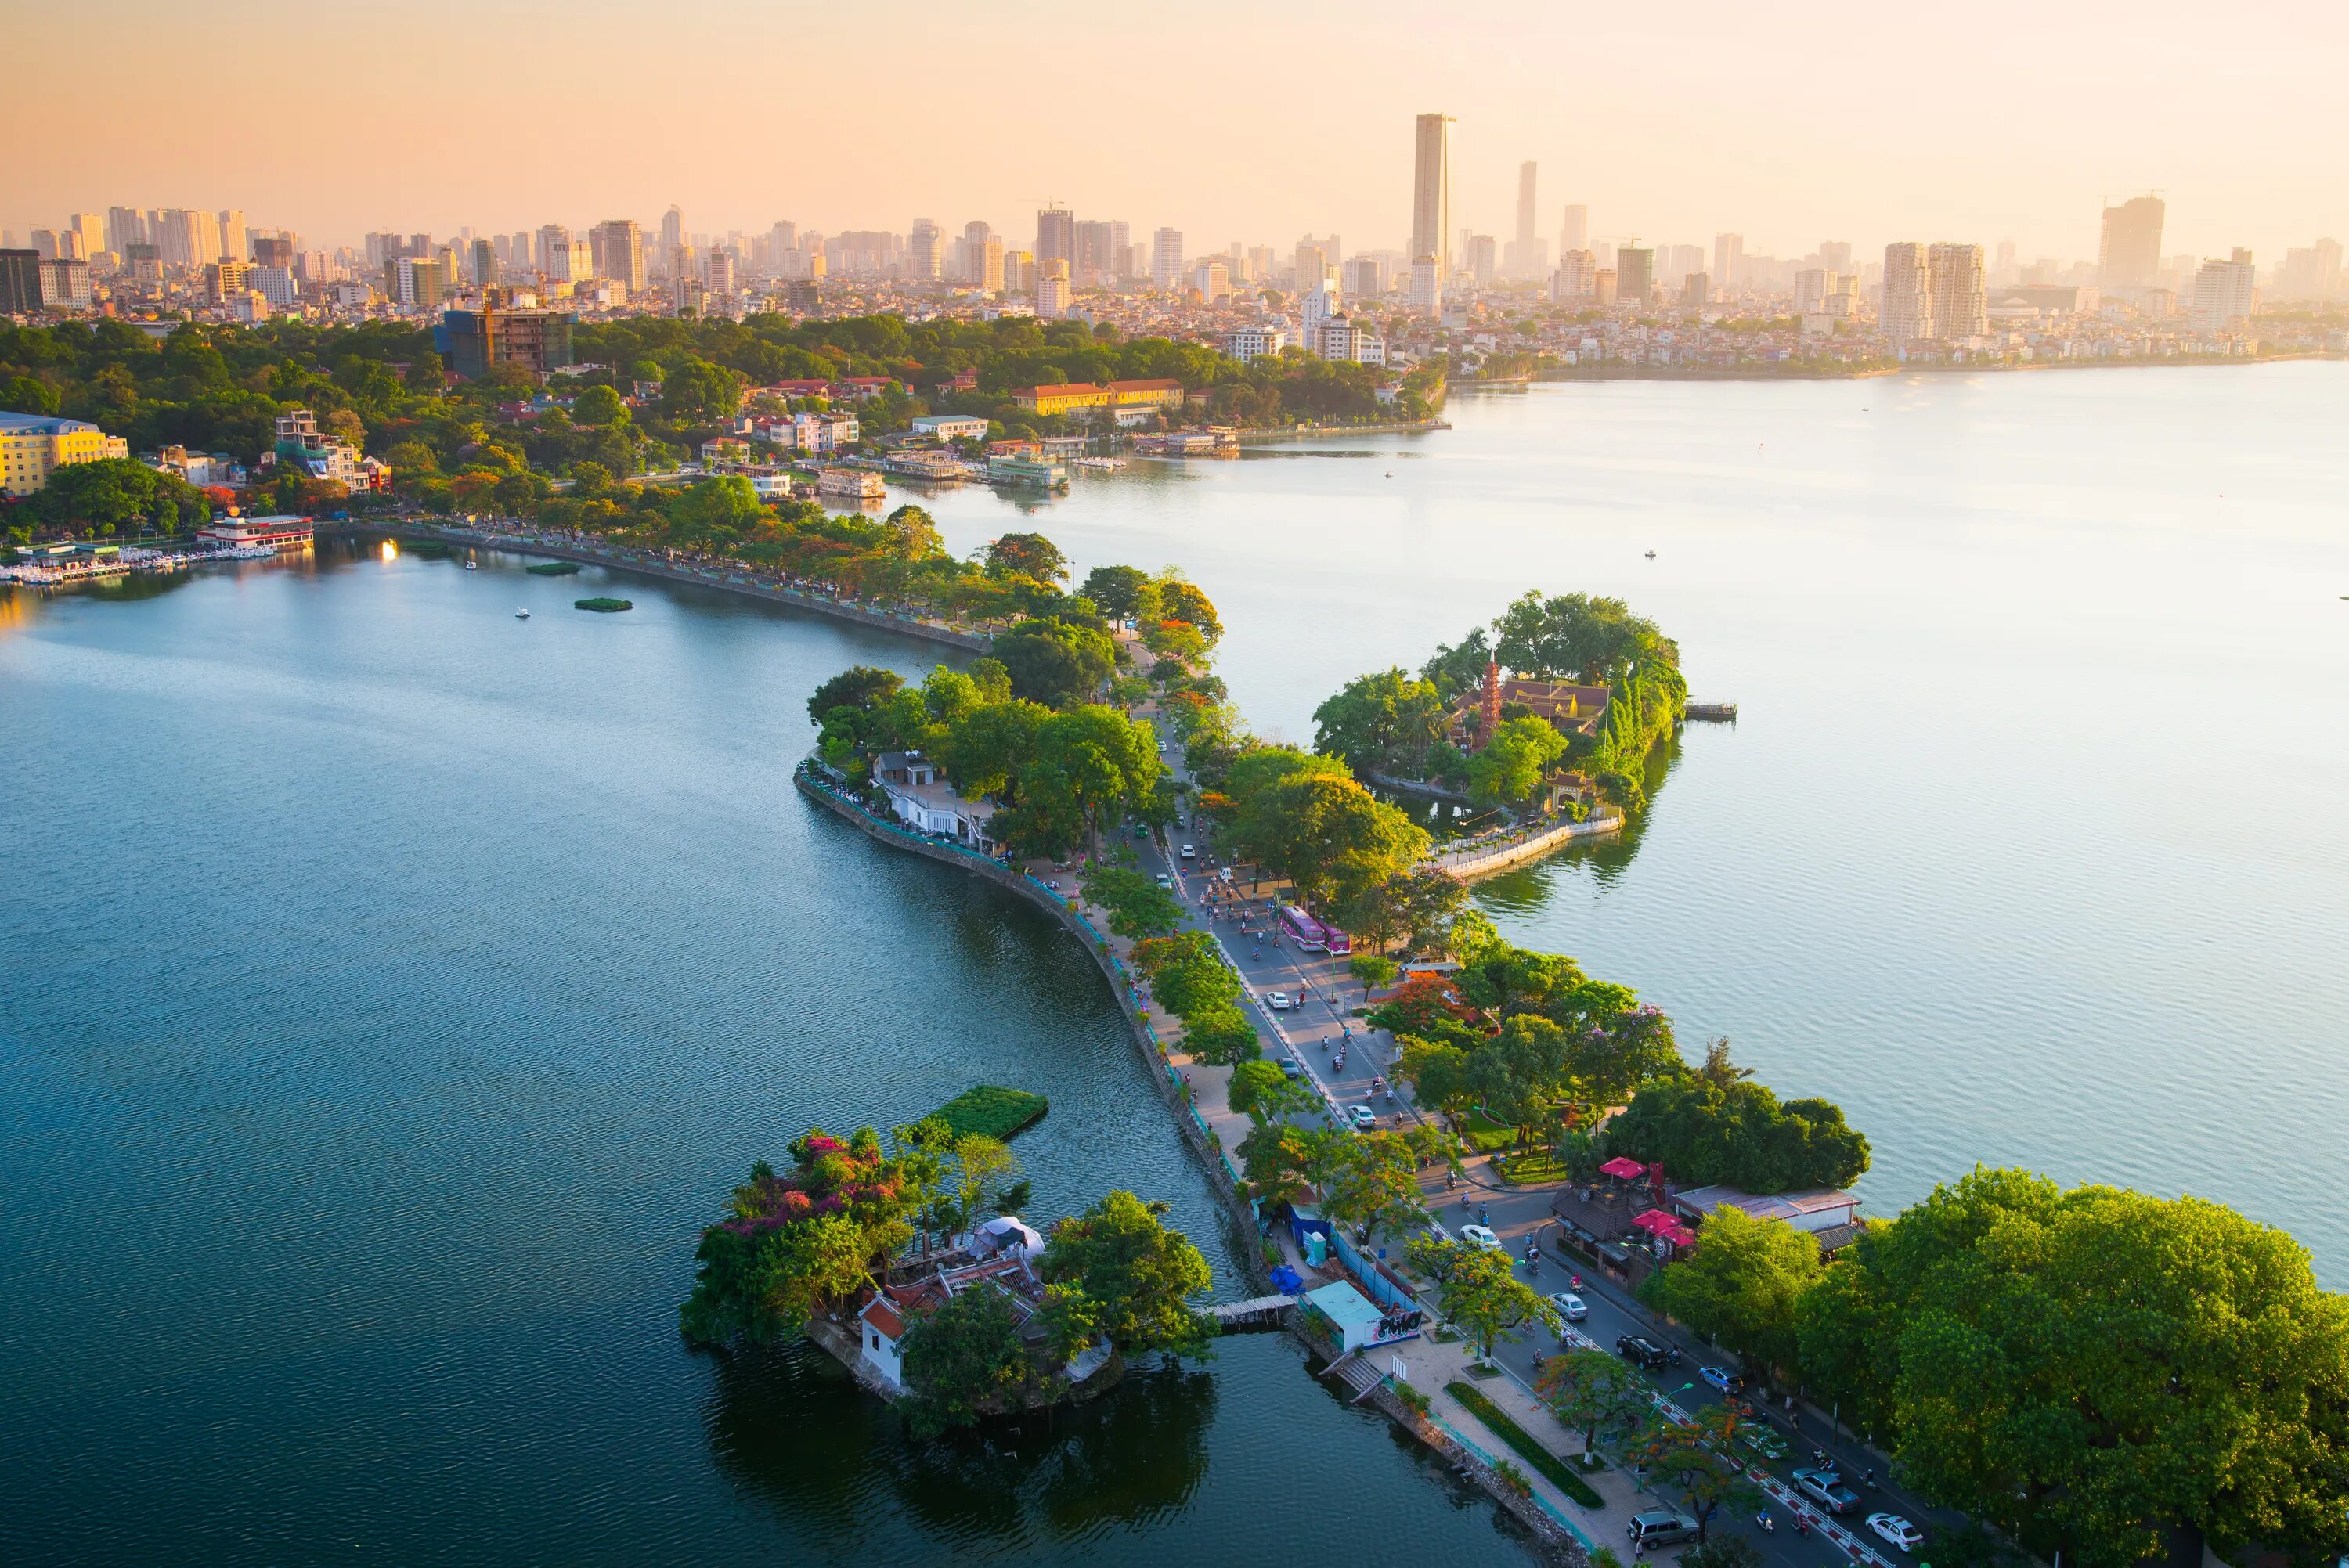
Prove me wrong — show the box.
[1445,1382,1606,1508]
[526,561,582,575]
[1460,1107,1522,1155]
[574,597,633,612]
[925,1085,1050,1141]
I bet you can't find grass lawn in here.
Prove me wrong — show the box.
[1445,1382,1606,1507]
[1496,1150,1571,1184]
[1460,1108,1521,1154]
[922,1085,1050,1142]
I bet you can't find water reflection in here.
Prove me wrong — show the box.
[702,1338,1217,1555]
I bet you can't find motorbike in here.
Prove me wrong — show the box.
[1759,1514,1776,1535]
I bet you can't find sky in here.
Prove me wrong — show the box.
[9,0,2346,265]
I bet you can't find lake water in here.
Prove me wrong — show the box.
[4,362,2347,1563]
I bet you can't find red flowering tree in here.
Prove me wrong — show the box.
[679,1125,927,1346]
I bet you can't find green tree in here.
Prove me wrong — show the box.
[1077,863,1184,938]
[937,695,1049,797]
[1797,1168,2349,1568]
[1535,1347,1654,1454]
[1039,1191,1212,1356]
[1605,1076,1869,1194]
[880,503,941,561]
[26,457,206,535]
[1636,1205,1822,1382]
[1319,1131,1428,1244]
[1154,578,1221,643]
[1312,666,1449,779]
[1237,1121,1319,1209]
[940,1133,1021,1240]
[4,373,60,415]
[571,384,630,427]
[806,665,904,728]
[1019,705,1164,852]
[1223,752,1430,910]
[1079,564,1153,620]
[1467,713,1571,808]
[1634,1409,1759,1541]
[1406,1238,1557,1363]
[984,531,1068,582]
[899,1283,1034,1437]
[1228,1058,1316,1123]
[992,617,1117,706]
[660,356,747,424]
[1180,1004,1261,1065]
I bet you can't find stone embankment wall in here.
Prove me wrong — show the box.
[335,523,991,655]
[1432,811,1625,882]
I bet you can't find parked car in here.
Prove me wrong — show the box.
[1626,1511,1701,1547]
[1265,991,1294,1011]
[1698,1364,1746,1393]
[1458,1224,1503,1251]
[1737,1423,1790,1462]
[1794,1469,1862,1516]
[1547,1292,1589,1321]
[1867,1514,1925,1552]
[1278,1054,1304,1080]
[1349,1105,1377,1131]
[1616,1335,1681,1370]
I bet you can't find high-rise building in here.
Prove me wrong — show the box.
[106,207,149,257]
[908,219,941,280]
[1037,259,1073,319]
[252,234,295,269]
[1666,244,1705,293]
[1615,244,1654,305]
[705,250,736,294]
[206,259,254,303]
[590,218,644,292]
[1819,240,1853,275]
[0,251,42,315]
[2275,240,2344,301]
[660,205,684,276]
[1410,112,1453,279]
[1073,219,1119,284]
[217,211,247,269]
[1514,162,1535,251]
[2098,196,2165,290]
[1406,256,1442,312]
[1189,258,1229,302]
[471,237,499,287]
[1712,233,1744,293]
[536,224,568,274]
[1344,254,1387,296]
[396,256,446,311]
[1552,249,1597,301]
[65,214,104,261]
[675,276,707,316]
[1681,272,1712,307]
[1152,227,1183,290]
[2190,250,2258,329]
[1928,243,1986,339]
[1466,234,1496,282]
[980,240,1005,292]
[441,301,576,379]
[1036,207,1075,271]
[1560,204,1588,254]
[1882,243,1929,341]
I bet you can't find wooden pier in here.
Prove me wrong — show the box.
[1205,1294,1295,1332]
[1682,701,1738,722]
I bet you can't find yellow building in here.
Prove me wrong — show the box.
[1012,382,1112,416]
[1,413,130,498]
[1104,378,1185,409]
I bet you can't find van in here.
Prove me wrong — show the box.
[1626,1511,1701,1547]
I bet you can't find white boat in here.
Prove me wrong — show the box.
[515,608,529,618]
[464,561,478,571]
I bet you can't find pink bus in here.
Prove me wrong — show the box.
[1277,907,1351,955]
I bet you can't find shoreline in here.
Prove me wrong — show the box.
[791,762,1589,1564]
[1524,350,2340,385]
[327,521,991,655]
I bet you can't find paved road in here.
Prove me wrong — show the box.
[1127,705,1945,1568]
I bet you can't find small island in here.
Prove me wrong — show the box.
[526,561,582,576]
[574,597,633,612]
[680,1115,1211,1437]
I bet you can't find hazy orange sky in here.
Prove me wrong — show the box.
[9,0,2344,264]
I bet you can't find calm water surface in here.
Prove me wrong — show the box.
[5,363,2347,1564]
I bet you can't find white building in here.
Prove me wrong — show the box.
[1928,243,1986,341]
[1405,257,1442,313]
[1882,242,1930,342]
[1220,326,1286,364]
[1316,315,1386,366]
[2190,251,2259,330]
[910,414,988,442]
[1189,258,1229,302]
[1551,248,1597,301]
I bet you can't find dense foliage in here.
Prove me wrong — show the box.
[1795,1168,2349,1568]
[678,1128,922,1346]
[1038,1191,1213,1356]
[1603,1071,1871,1193]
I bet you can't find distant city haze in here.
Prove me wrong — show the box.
[8,0,2344,261]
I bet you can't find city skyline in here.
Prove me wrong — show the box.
[8,1,2345,264]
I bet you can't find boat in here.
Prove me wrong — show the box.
[464,561,478,571]
[516,608,530,619]
[1645,550,1657,559]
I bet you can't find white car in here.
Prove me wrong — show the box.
[1265,990,1294,1011]
[1547,1291,1589,1321]
[1867,1515,1925,1553]
[1458,1224,1503,1251]
[1180,844,1196,860]
[1349,1105,1377,1130]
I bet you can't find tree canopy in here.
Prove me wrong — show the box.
[1038,1191,1212,1356]
[1604,1075,1870,1194]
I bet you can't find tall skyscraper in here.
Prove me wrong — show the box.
[1928,243,1986,339]
[65,214,104,261]
[705,250,735,294]
[908,218,941,279]
[218,211,247,267]
[1615,243,1654,304]
[1466,234,1497,282]
[1504,163,1546,278]
[1819,240,1853,274]
[1410,112,1453,277]
[1560,204,1588,254]
[590,218,644,292]
[2098,196,2165,290]
[1712,233,1744,292]
[2190,250,2257,329]
[1516,163,1536,251]
[536,224,568,273]
[1152,227,1184,290]
[980,240,1004,293]
[106,207,148,257]
[471,237,498,286]
[660,205,684,273]
[1035,207,1075,271]
[1073,219,1118,284]
[1882,243,1930,341]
